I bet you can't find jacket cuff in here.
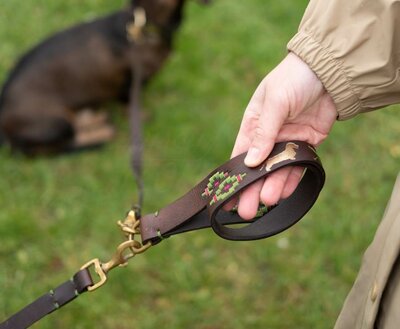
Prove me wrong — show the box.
[287,31,361,120]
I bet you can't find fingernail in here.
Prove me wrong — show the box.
[245,147,260,167]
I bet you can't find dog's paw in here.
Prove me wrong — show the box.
[74,109,109,130]
[73,124,115,148]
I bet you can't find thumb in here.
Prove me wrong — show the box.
[244,94,287,167]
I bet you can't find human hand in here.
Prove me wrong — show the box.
[229,52,337,220]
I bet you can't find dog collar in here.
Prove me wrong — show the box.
[126,7,163,43]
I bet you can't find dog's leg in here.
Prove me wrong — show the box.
[73,123,115,148]
[71,109,115,149]
[74,109,109,130]
[1,110,74,155]
[1,104,116,155]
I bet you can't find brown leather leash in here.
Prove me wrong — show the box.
[0,140,325,328]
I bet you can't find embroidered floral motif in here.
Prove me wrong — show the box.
[202,171,247,205]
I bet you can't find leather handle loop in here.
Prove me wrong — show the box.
[207,142,325,240]
[210,161,324,240]
[140,141,325,244]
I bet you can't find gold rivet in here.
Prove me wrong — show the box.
[370,282,379,302]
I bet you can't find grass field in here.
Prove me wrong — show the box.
[1,1,399,328]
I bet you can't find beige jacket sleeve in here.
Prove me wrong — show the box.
[287,0,400,120]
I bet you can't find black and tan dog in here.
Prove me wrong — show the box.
[0,0,208,155]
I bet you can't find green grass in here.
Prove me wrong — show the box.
[1,1,399,328]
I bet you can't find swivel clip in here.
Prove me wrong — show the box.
[81,209,152,292]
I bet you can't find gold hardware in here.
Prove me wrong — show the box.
[126,7,147,42]
[80,258,107,292]
[264,142,299,172]
[81,210,152,292]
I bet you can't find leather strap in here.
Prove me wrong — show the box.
[0,269,93,329]
[128,59,144,209]
[140,141,325,244]
[0,141,324,328]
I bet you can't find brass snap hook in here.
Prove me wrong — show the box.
[81,209,151,292]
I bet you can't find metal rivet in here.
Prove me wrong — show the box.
[157,229,164,240]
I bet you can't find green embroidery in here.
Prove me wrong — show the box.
[201,171,228,198]
[231,203,271,218]
[255,204,269,217]
[202,171,247,205]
